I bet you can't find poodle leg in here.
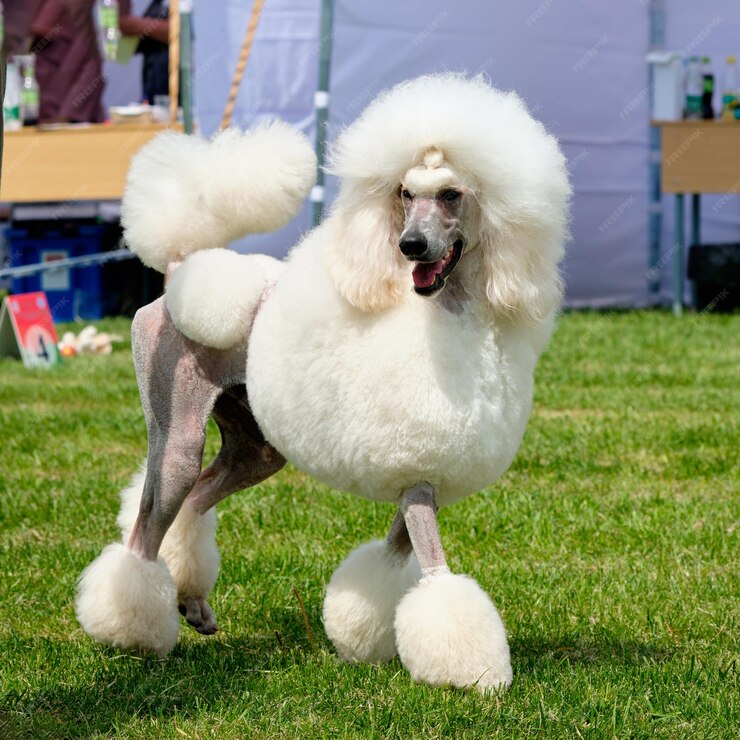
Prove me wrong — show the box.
[127,428,206,560]
[137,458,218,637]
[124,406,212,636]
[394,483,513,694]
[76,300,213,656]
[75,424,206,656]
[323,508,421,664]
[174,386,285,633]
[111,386,284,638]
[116,463,220,636]
[397,484,449,576]
[187,385,286,514]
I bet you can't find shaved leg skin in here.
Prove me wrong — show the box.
[127,298,228,561]
[386,508,413,557]
[125,298,273,637]
[398,483,450,577]
[127,420,206,561]
[187,385,286,515]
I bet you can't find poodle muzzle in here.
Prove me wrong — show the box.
[399,232,464,297]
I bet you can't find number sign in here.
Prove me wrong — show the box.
[0,292,62,368]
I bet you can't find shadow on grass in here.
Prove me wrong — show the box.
[0,607,328,738]
[1,627,678,737]
[511,633,677,672]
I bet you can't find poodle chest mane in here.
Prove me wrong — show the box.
[246,241,538,506]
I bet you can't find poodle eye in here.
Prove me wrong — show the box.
[401,189,413,201]
[439,189,461,203]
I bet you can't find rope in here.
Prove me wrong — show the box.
[220,0,266,129]
[168,0,181,124]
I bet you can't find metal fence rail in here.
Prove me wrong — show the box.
[0,248,135,281]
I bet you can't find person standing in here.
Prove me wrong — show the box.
[118,0,171,104]
[29,0,105,124]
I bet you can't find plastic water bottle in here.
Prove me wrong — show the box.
[3,62,22,131]
[684,56,702,120]
[721,55,739,121]
[701,56,715,120]
[99,0,120,61]
[20,55,40,126]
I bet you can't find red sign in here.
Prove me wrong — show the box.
[0,292,61,368]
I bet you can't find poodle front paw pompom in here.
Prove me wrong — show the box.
[323,540,421,663]
[75,543,180,658]
[394,572,512,694]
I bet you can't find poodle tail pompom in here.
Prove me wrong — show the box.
[166,250,284,348]
[121,121,317,273]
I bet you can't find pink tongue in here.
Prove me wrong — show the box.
[412,259,445,289]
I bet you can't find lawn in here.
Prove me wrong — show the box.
[0,311,737,738]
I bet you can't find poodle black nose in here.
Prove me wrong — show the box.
[399,232,428,258]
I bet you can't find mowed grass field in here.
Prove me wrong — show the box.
[0,311,737,738]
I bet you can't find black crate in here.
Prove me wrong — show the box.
[687,243,740,312]
[99,222,164,317]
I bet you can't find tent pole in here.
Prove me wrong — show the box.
[180,1,194,134]
[311,0,335,226]
[648,0,665,304]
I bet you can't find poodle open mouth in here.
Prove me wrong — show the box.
[412,239,463,296]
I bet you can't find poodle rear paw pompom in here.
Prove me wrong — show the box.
[75,543,180,657]
[323,540,420,663]
[394,572,513,694]
[117,469,221,636]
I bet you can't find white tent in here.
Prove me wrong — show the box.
[108,0,740,308]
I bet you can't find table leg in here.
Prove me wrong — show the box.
[690,193,701,247]
[673,193,685,317]
[689,193,700,309]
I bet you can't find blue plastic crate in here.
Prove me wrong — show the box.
[8,225,105,322]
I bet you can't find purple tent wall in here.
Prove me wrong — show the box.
[192,0,740,307]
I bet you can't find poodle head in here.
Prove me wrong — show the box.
[398,148,482,298]
[324,73,571,324]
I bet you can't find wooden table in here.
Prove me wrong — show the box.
[654,120,740,315]
[0,123,182,203]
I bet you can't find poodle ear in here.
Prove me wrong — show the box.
[480,215,565,326]
[323,189,407,313]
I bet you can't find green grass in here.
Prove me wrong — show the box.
[0,311,737,738]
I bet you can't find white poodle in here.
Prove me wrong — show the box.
[76,74,570,693]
